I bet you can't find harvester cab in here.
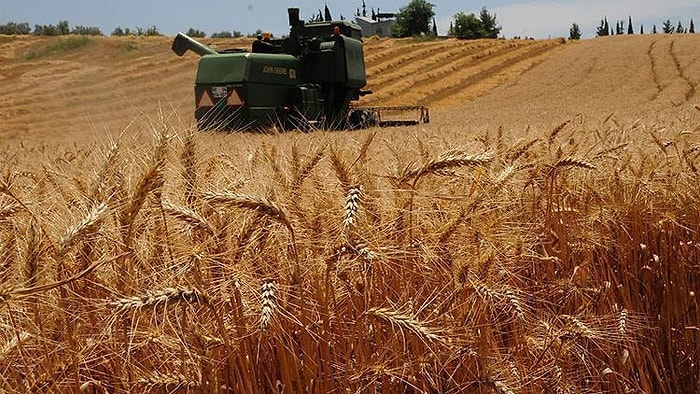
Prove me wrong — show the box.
[172,7,429,131]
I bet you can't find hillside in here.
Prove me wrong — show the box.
[0,34,570,143]
[2,34,699,144]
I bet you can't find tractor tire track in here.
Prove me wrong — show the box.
[647,39,662,101]
[647,36,697,106]
[669,39,697,103]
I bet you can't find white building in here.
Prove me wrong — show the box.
[355,14,396,37]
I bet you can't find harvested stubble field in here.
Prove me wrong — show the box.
[0,33,699,393]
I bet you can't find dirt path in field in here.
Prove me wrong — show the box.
[0,34,699,146]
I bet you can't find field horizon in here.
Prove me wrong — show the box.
[0,33,699,393]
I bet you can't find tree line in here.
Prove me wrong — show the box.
[569,16,696,40]
[0,21,102,36]
[0,20,268,39]
[390,0,501,39]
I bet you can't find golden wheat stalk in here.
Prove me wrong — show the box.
[594,142,630,159]
[403,150,494,185]
[291,144,326,191]
[1,252,128,305]
[259,278,276,330]
[162,200,213,233]
[548,119,571,145]
[203,191,288,226]
[473,281,526,321]
[366,307,441,343]
[552,157,596,170]
[560,315,596,339]
[181,129,198,206]
[91,141,120,202]
[507,138,540,163]
[343,186,362,230]
[109,287,208,312]
[120,131,168,233]
[330,147,352,190]
[617,308,628,337]
[57,202,108,258]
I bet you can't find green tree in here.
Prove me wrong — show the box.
[627,16,633,34]
[662,19,673,33]
[690,19,695,33]
[71,25,102,35]
[210,31,233,38]
[569,23,582,40]
[449,12,484,39]
[676,20,684,33]
[479,7,500,38]
[186,28,206,38]
[144,26,161,36]
[392,0,435,37]
[57,20,69,35]
[596,17,609,37]
[33,24,59,36]
[0,22,31,35]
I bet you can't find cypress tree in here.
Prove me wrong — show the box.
[324,4,332,21]
[604,17,610,35]
[640,24,644,34]
[690,19,695,33]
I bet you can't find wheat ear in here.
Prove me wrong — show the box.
[291,144,326,191]
[109,287,208,312]
[260,278,276,330]
[204,191,288,226]
[617,309,628,337]
[120,130,168,237]
[162,200,213,234]
[548,119,571,145]
[402,150,494,185]
[57,202,108,259]
[552,157,596,170]
[181,129,198,207]
[330,147,352,190]
[366,307,441,343]
[343,185,362,230]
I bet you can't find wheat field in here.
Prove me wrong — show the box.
[0,33,699,393]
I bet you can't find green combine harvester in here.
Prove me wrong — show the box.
[172,7,429,131]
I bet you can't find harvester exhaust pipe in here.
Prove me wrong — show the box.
[288,8,301,27]
[172,32,218,57]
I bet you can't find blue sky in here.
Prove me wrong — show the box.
[2,0,698,38]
